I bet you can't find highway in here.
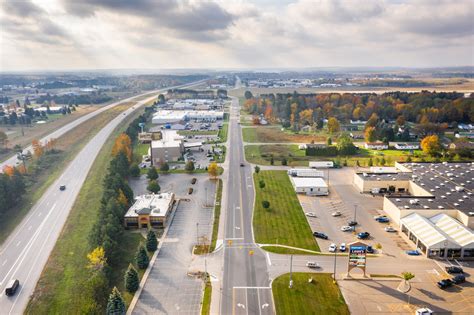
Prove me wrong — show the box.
[220,96,274,315]
[0,81,203,314]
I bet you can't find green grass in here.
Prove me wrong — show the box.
[245,144,310,166]
[179,130,218,136]
[217,123,228,143]
[253,171,319,251]
[201,274,212,315]
[261,246,318,255]
[26,108,146,314]
[272,273,349,315]
[242,127,259,142]
[210,179,222,252]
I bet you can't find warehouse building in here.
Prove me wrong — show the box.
[124,193,176,229]
[152,110,224,125]
[290,176,328,196]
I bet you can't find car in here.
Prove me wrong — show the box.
[347,220,358,226]
[5,279,19,296]
[406,250,421,256]
[415,308,433,315]
[373,214,387,220]
[191,178,197,184]
[341,225,354,232]
[313,232,328,240]
[366,245,374,254]
[331,211,342,217]
[339,243,346,252]
[328,243,337,252]
[59,185,66,191]
[384,226,396,232]
[357,232,370,239]
[376,217,390,223]
[188,188,194,195]
[305,212,317,218]
[306,261,320,269]
[437,278,453,289]
[240,163,245,167]
[446,266,464,274]
[452,274,466,284]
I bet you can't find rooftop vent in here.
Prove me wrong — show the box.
[438,206,444,209]
[454,203,459,206]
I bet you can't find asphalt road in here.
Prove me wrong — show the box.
[0,81,203,314]
[220,97,274,315]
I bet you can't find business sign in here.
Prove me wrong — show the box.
[347,241,367,276]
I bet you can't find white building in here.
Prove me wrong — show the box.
[309,161,334,168]
[124,193,176,228]
[152,110,224,125]
[289,176,328,196]
[365,142,389,150]
[394,142,420,150]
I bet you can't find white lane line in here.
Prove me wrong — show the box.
[257,288,262,315]
[266,252,272,266]
[433,259,446,274]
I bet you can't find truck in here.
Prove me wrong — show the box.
[287,168,324,177]
[309,161,333,168]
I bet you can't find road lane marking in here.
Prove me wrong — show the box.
[266,252,272,266]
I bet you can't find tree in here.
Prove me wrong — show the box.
[208,162,219,179]
[281,158,287,166]
[326,137,332,146]
[124,264,139,293]
[421,135,441,157]
[136,245,149,269]
[106,287,125,315]
[87,247,107,271]
[254,165,260,174]
[364,126,377,143]
[396,115,405,126]
[327,117,340,133]
[160,162,170,172]
[117,189,129,207]
[398,271,415,294]
[336,134,357,155]
[262,200,270,209]
[0,131,8,148]
[244,91,253,100]
[31,139,44,158]
[259,180,265,189]
[270,156,274,165]
[129,163,140,177]
[147,166,158,180]
[368,158,373,166]
[147,180,160,193]
[185,161,195,173]
[375,243,383,254]
[112,133,132,162]
[146,230,158,252]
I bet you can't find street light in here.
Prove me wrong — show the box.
[333,248,337,283]
[353,204,358,223]
[196,222,199,245]
[289,255,293,288]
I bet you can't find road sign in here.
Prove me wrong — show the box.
[347,241,367,276]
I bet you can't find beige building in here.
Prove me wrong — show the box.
[124,193,176,229]
[150,130,184,164]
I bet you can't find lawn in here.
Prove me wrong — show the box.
[217,122,229,143]
[272,273,349,315]
[178,130,219,136]
[242,126,327,143]
[245,145,311,166]
[201,274,212,315]
[26,107,146,314]
[210,179,223,252]
[253,171,319,251]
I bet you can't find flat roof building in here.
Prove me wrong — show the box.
[150,130,184,164]
[290,176,328,196]
[124,193,176,229]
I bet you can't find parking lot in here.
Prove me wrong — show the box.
[299,168,412,256]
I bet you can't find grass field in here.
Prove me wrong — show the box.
[260,246,318,255]
[218,122,229,143]
[253,171,319,252]
[242,126,327,143]
[272,273,349,315]
[210,179,222,252]
[26,106,146,313]
[245,145,311,166]
[201,274,212,315]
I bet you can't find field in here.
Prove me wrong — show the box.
[253,171,319,252]
[201,274,212,315]
[245,145,310,166]
[210,179,223,252]
[242,126,326,143]
[25,106,146,313]
[272,273,349,315]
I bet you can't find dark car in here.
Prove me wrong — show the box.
[347,220,358,226]
[313,232,328,240]
[376,217,390,223]
[406,249,421,256]
[437,279,453,289]
[191,178,197,185]
[452,274,466,284]
[59,185,66,191]
[188,187,193,195]
[446,266,464,274]
[240,163,245,167]
[5,279,19,296]
[366,245,374,254]
[357,232,370,239]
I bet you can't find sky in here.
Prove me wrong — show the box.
[0,0,473,72]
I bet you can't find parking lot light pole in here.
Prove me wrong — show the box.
[353,204,358,222]
[196,222,199,245]
[289,255,293,288]
[333,248,337,283]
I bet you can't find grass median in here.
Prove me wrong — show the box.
[272,273,349,315]
[253,170,319,252]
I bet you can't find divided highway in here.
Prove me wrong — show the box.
[0,81,203,314]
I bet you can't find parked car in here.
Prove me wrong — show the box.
[59,185,66,191]
[452,274,466,284]
[366,245,374,254]
[341,225,354,232]
[373,215,388,220]
[446,266,464,274]
[328,243,337,252]
[406,250,421,256]
[191,178,197,184]
[306,261,320,269]
[357,232,370,239]
[376,217,390,223]
[5,279,19,296]
[305,212,317,218]
[416,308,433,315]
[384,226,396,232]
[437,278,453,289]
[339,243,346,252]
[331,211,342,217]
[188,188,194,195]
[313,232,328,240]
[347,220,358,226]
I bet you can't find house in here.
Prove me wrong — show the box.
[289,176,328,196]
[455,132,474,139]
[394,142,420,150]
[365,142,388,150]
[124,193,176,228]
[350,132,364,139]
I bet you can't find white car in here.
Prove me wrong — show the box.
[339,243,346,252]
[306,261,320,268]
[384,226,396,232]
[305,212,317,218]
[340,225,354,232]
[331,211,342,217]
[328,243,337,252]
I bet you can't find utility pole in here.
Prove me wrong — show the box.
[333,247,337,283]
[289,255,293,288]
[353,204,358,223]
[196,222,199,245]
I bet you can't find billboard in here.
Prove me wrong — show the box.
[347,242,367,276]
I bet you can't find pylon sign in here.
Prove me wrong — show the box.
[347,241,367,276]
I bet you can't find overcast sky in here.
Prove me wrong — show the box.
[1,0,473,71]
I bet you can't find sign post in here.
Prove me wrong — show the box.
[347,241,367,278]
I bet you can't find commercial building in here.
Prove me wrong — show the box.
[365,142,389,150]
[290,176,328,196]
[150,130,184,164]
[124,193,176,228]
[152,110,224,125]
[287,168,325,177]
[394,143,420,150]
[354,161,474,259]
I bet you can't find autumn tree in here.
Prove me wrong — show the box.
[3,165,15,177]
[365,126,377,143]
[396,115,406,126]
[299,109,313,126]
[112,133,132,162]
[87,247,107,271]
[421,135,441,157]
[327,117,340,133]
[208,162,219,179]
[32,139,44,158]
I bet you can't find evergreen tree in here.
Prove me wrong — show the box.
[124,264,139,293]
[147,166,159,180]
[106,287,125,315]
[129,163,141,177]
[185,161,195,172]
[147,180,160,193]
[146,230,158,252]
[160,162,170,172]
[136,245,149,269]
